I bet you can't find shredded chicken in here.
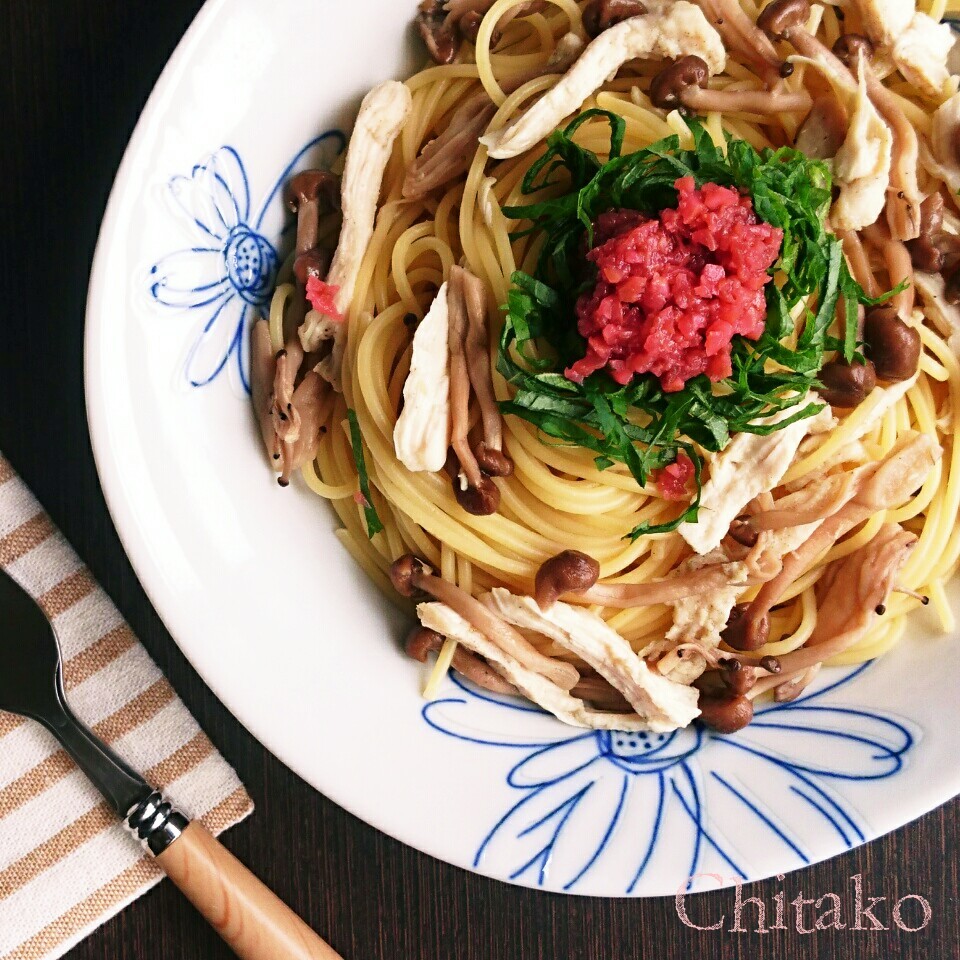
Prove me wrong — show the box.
[892,13,954,100]
[661,551,749,684]
[483,588,700,731]
[836,375,918,449]
[393,283,451,472]
[931,92,960,193]
[418,601,657,730]
[862,67,923,241]
[832,57,892,232]
[677,402,835,555]
[300,81,413,389]
[787,34,921,240]
[854,0,914,47]
[480,4,725,158]
[747,519,826,583]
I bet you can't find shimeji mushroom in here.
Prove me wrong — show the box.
[480,3,726,159]
[649,54,811,115]
[390,555,581,691]
[740,433,941,642]
[401,33,584,200]
[757,0,921,240]
[693,0,788,87]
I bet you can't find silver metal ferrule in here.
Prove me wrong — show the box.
[125,791,189,856]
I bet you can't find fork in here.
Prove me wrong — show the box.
[0,568,343,960]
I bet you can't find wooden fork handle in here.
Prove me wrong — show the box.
[156,822,344,960]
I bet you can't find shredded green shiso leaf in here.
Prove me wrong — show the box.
[347,408,384,539]
[497,110,892,538]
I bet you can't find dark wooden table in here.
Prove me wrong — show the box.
[1,3,958,958]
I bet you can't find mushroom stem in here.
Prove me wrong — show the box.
[860,73,921,242]
[406,626,517,695]
[573,675,634,711]
[694,0,785,87]
[893,585,929,603]
[271,339,305,446]
[862,222,915,320]
[446,269,484,490]
[459,266,509,462]
[285,170,338,256]
[837,229,881,298]
[746,473,857,533]
[249,318,329,485]
[785,26,920,240]
[766,525,917,676]
[745,666,807,699]
[393,556,580,690]
[250,319,281,464]
[577,562,749,608]
[681,86,811,115]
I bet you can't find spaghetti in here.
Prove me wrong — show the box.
[251,0,960,733]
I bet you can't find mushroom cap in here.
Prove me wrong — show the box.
[727,517,759,549]
[721,605,771,651]
[453,474,500,516]
[817,359,878,409]
[864,308,921,383]
[405,626,444,662]
[832,33,874,68]
[582,0,648,39]
[293,248,331,286]
[473,441,514,478]
[698,692,754,733]
[756,0,811,41]
[907,194,946,272]
[650,56,709,109]
[534,550,601,610]
[946,263,960,305]
[389,554,428,597]
[721,660,758,695]
[284,169,338,212]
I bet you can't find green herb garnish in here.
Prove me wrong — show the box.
[347,408,384,539]
[497,112,887,538]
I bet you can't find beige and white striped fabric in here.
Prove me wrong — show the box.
[0,456,253,960]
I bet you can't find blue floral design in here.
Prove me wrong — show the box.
[148,132,345,391]
[423,663,915,894]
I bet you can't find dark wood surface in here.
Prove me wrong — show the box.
[1,3,957,958]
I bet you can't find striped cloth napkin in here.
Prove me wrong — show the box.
[0,455,253,960]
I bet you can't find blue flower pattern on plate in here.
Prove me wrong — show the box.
[149,133,344,391]
[423,664,915,894]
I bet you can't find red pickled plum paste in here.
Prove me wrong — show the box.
[655,449,695,501]
[566,177,783,393]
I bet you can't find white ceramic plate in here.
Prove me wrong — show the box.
[85,0,960,896]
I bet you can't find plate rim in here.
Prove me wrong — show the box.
[83,0,960,898]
